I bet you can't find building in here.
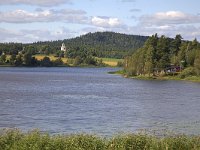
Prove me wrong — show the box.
[61,43,66,52]
[165,65,182,73]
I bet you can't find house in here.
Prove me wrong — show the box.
[165,65,182,73]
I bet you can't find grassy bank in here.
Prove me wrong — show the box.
[1,129,200,150]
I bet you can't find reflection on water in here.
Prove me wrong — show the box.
[0,67,200,136]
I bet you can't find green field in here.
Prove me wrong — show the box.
[34,55,123,67]
[1,129,200,150]
[97,57,123,67]
[34,54,68,64]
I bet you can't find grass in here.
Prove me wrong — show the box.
[34,55,124,67]
[1,129,200,150]
[34,54,68,64]
[97,58,123,67]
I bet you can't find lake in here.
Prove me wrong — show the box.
[0,67,200,136]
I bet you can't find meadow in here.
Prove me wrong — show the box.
[34,55,123,67]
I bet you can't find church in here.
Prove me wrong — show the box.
[61,43,66,52]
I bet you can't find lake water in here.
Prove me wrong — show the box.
[0,67,200,136]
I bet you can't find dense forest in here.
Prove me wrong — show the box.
[124,34,200,79]
[30,32,148,58]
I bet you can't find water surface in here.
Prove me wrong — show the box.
[0,67,200,136]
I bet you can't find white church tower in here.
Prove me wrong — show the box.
[61,43,66,51]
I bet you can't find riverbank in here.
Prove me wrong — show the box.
[132,75,200,83]
[1,129,200,150]
[110,70,200,83]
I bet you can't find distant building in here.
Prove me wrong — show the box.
[61,43,66,52]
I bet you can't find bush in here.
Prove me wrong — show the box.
[84,57,97,66]
[117,61,124,67]
[73,56,82,66]
[40,56,53,67]
[53,57,63,66]
[178,67,196,79]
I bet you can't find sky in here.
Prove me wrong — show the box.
[0,0,200,43]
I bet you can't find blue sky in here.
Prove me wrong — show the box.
[0,0,200,43]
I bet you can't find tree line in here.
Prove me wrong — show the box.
[124,34,200,78]
[0,49,105,67]
[0,51,64,67]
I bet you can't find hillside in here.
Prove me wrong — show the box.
[31,32,148,58]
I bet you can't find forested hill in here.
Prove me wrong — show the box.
[65,32,148,58]
[0,32,148,59]
[32,32,148,58]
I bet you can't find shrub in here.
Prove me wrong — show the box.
[178,67,196,79]
[117,61,124,67]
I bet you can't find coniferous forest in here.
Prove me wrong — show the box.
[124,34,200,79]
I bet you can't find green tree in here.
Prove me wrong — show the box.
[10,54,16,65]
[15,54,23,66]
[171,34,182,55]
[73,56,82,66]
[53,57,63,66]
[23,51,32,66]
[40,56,52,67]
[84,56,97,65]
[0,53,6,63]
[156,35,170,69]
[144,45,154,76]
[194,51,200,76]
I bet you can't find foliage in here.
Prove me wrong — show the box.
[1,129,200,150]
[40,56,52,67]
[0,53,6,64]
[178,67,196,79]
[125,34,200,78]
[73,56,82,66]
[1,32,145,67]
[53,57,64,66]
[0,32,148,60]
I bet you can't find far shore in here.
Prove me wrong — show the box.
[109,70,200,83]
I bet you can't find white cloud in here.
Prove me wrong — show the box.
[0,0,72,6]
[140,11,200,26]
[0,9,88,24]
[0,27,77,43]
[91,16,123,28]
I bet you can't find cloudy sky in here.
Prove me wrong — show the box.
[0,0,200,43]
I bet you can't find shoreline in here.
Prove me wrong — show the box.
[109,70,200,83]
[0,64,118,68]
